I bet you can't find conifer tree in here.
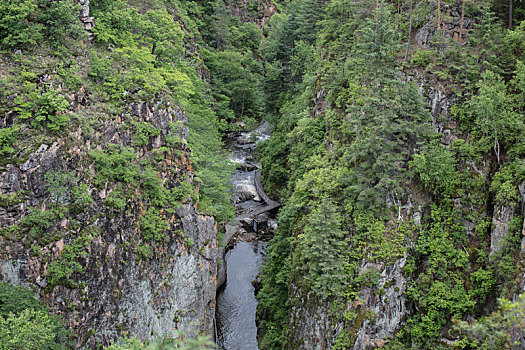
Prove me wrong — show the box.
[296,197,349,299]
[342,4,432,213]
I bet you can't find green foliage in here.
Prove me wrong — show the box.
[257,2,525,350]
[20,207,64,244]
[0,0,41,49]
[104,333,215,350]
[186,101,234,222]
[455,293,525,349]
[0,125,20,157]
[15,89,70,131]
[0,309,61,350]
[106,188,127,210]
[256,202,294,349]
[45,171,76,205]
[33,0,83,45]
[89,0,191,102]
[46,231,94,288]
[171,181,192,202]
[203,49,264,122]
[361,219,414,265]
[139,207,169,243]
[489,216,524,295]
[86,0,235,222]
[89,145,140,186]
[403,205,476,346]
[90,143,191,215]
[490,161,525,206]
[0,0,82,50]
[0,282,42,316]
[410,49,434,68]
[467,70,522,162]
[410,142,458,197]
[132,121,161,147]
[295,197,349,299]
[0,282,70,349]
[45,171,93,213]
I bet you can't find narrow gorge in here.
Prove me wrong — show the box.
[0,0,524,349]
[217,121,278,350]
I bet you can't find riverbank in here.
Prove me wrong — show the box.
[215,121,279,350]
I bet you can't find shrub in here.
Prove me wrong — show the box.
[139,207,169,242]
[0,0,42,49]
[132,121,160,147]
[0,282,70,349]
[46,232,93,288]
[0,0,82,50]
[16,89,70,131]
[0,125,20,157]
[410,49,434,68]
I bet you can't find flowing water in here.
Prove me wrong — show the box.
[216,121,275,350]
[216,241,266,349]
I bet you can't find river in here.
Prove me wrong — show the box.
[215,121,277,350]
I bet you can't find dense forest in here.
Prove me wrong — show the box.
[255,0,525,348]
[0,0,524,348]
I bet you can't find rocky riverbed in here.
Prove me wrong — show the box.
[216,121,278,350]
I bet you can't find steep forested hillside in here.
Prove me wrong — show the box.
[0,0,524,349]
[255,0,525,349]
[0,0,237,347]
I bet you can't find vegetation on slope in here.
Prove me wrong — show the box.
[1,0,525,348]
[255,0,525,348]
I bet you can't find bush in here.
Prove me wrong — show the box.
[0,0,82,50]
[139,207,169,242]
[16,89,70,131]
[0,309,59,350]
[410,142,458,197]
[0,0,42,49]
[0,282,70,349]
[410,49,434,68]
[46,232,93,288]
[0,125,20,157]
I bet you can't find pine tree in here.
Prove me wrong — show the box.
[292,0,328,45]
[212,0,231,49]
[296,197,349,299]
[342,4,433,213]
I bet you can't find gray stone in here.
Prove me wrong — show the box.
[0,260,30,288]
[36,275,48,288]
[415,24,435,49]
[0,100,219,348]
[491,202,517,254]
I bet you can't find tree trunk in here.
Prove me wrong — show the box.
[437,0,441,31]
[396,0,401,34]
[216,14,220,49]
[494,130,500,164]
[240,66,246,118]
[509,0,513,29]
[459,0,465,42]
[405,0,413,61]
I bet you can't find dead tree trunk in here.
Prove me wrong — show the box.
[405,0,413,61]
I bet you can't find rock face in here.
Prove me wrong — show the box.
[352,259,407,350]
[74,0,94,32]
[415,4,475,48]
[285,67,525,349]
[287,259,408,350]
[288,289,334,350]
[0,100,218,347]
[226,0,277,28]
